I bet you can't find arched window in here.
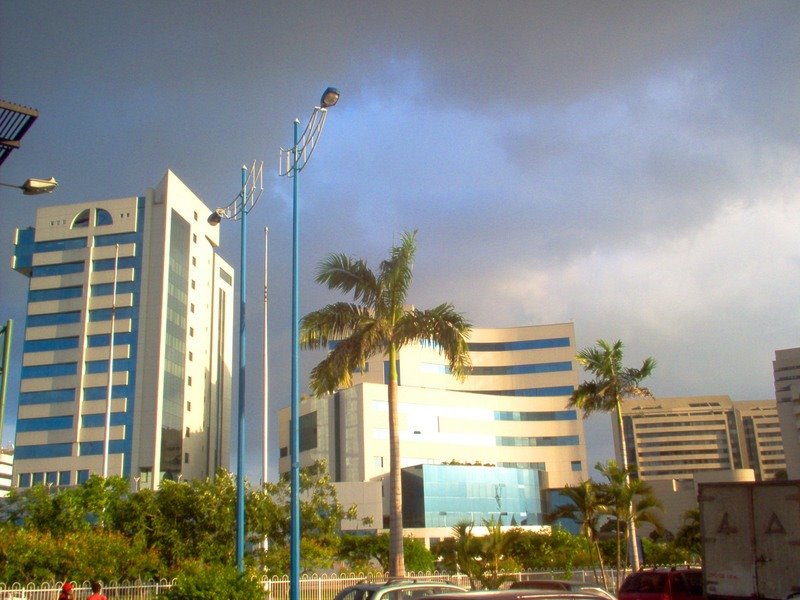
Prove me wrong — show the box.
[71,209,90,228]
[95,208,113,226]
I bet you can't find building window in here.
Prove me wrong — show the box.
[188,351,193,361]
[77,470,90,484]
[187,401,191,411]
[191,280,196,290]
[185,427,190,438]
[72,209,91,228]
[187,376,192,386]
[18,473,31,488]
[571,461,582,472]
[59,471,71,485]
[193,211,198,221]
[192,233,197,243]
[184,453,189,464]
[374,456,384,468]
[192,256,197,266]
[189,327,194,337]
[190,303,195,313]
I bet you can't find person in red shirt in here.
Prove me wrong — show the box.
[87,581,107,600]
[57,582,74,600]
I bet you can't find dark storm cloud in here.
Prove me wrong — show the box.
[1,0,798,473]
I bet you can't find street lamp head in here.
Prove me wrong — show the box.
[208,208,225,225]
[22,177,58,195]
[0,177,59,195]
[320,87,340,109]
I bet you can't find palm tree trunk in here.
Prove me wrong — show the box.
[592,537,609,590]
[615,402,640,572]
[387,344,405,576]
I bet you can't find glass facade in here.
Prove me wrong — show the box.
[469,385,575,397]
[160,210,190,479]
[468,337,570,352]
[402,464,546,527]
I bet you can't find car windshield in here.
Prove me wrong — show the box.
[620,573,666,593]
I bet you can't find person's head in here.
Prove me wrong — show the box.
[62,583,73,594]
[91,582,102,593]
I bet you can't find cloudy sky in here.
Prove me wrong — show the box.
[1,1,798,479]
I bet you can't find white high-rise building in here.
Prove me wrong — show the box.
[617,395,785,481]
[11,171,234,490]
[774,347,800,479]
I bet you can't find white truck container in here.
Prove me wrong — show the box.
[699,480,800,599]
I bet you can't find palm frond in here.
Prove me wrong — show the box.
[307,326,386,396]
[315,253,380,305]
[300,303,373,350]
[377,230,416,316]
[395,304,472,380]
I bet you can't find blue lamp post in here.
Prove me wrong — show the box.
[209,161,264,572]
[279,86,340,600]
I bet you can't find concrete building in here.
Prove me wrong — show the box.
[737,400,786,480]
[617,395,784,482]
[0,447,12,497]
[11,171,233,490]
[774,347,800,479]
[279,322,587,532]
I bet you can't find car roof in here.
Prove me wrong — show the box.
[428,591,612,600]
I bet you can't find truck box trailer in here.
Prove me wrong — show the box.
[699,480,800,599]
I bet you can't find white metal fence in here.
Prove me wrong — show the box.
[0,570,615,600]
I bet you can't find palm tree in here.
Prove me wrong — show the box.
[596,460,662,584]
[300,230,472,576]
[567,339,655,570]
[549,479,609,590]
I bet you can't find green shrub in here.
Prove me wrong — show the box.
[160,562,263,600]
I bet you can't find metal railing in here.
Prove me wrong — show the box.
[0,570,616,600]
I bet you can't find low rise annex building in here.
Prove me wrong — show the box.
[11,171,234,490]
[279,322,588,534]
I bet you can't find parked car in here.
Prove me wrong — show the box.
[617,568,703,600]
[509,580,615,600]
[419,591,612,600]
[333,579,467,600]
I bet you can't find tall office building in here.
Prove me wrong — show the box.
[737,400,786,480]
[774,347,800,478]
[11,171,234,490]
[617,395,785,482]
[279,322,587,530]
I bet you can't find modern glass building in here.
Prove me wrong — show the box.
[402,464,546,528]
[278,322,588,531]
[11,171,233,489]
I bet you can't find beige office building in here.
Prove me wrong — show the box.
[279,322,588,529]
[774,347,800,478]
[617,395,784,482]
[11,171,233,490]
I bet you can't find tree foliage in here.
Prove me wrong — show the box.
[0,461,363,583]
[568,339,655,571]
[160,561,263,600]
[301,230,472,576]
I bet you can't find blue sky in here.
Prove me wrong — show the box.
[1,1,798,479]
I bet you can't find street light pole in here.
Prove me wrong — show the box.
[0,320,12,448]
[236,165,247,572]
[208,162,264,573]
[279,87,339,600]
